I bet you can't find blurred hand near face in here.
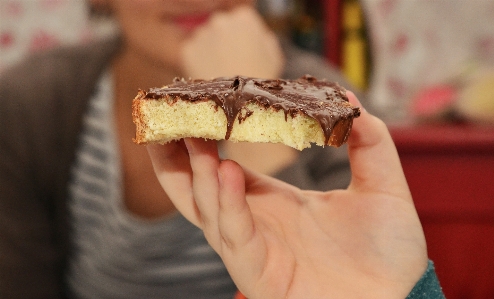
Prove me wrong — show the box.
[181,5,284,79]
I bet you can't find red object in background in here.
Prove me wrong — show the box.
[234,291,247,299]
[410,84,457,118]
[29,30,60,52]
[0,31,15,48]
[390,124,494,299]
[323,0,342,66]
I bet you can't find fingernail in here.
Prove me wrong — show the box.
[184,138,195,153]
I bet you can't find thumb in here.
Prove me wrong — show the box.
[346,91,411,200]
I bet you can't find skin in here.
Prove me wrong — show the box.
[90,0,288,218]
[147,92,429,299]
[181,5,284,79]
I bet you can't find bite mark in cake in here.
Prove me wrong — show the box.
[132,75,360,150]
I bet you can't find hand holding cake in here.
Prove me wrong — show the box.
[145,87,429,299]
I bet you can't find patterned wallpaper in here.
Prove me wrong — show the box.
[362,0,494,122]
[0,0,115,73]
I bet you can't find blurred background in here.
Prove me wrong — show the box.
[1,0,494,298]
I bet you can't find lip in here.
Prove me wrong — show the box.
[173,13,211,32]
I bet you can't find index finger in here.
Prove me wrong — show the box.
[346,91,411,200]
[147,141,200,226]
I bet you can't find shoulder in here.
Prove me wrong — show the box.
[0,37,121,185]
[0,37,120,144]
[0,37,120,107]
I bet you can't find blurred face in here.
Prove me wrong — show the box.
[99,0,254,70]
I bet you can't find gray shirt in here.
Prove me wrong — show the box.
[67,72,236,299]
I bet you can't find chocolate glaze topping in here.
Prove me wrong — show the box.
[143,75,361,144]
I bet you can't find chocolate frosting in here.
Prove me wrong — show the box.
[143,75,360,144]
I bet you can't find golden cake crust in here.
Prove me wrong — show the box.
[132,75,360,150]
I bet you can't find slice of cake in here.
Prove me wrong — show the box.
[132,75,360,150]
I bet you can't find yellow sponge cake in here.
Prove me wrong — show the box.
[132,75,360,150]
